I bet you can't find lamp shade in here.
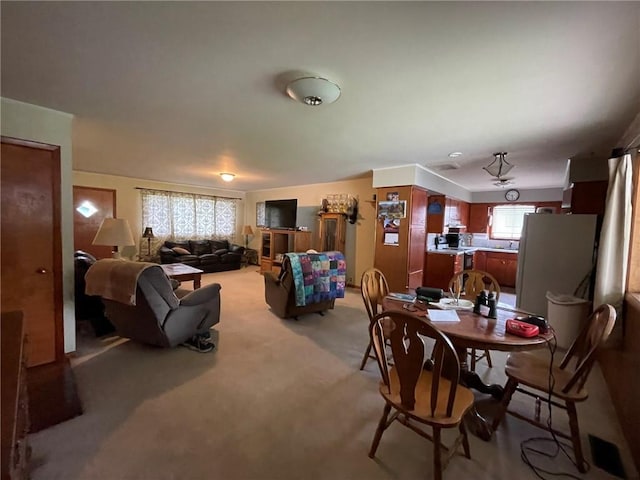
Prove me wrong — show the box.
[142,227,155,238]
[286,77,341,106]
[92,218,135,247]
[242,225,254,236]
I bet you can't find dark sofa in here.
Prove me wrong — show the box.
[159,239,245,273]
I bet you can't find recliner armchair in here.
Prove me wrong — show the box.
[86,260,221,348]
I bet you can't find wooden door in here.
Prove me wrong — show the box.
[73,186,116,259]
[1,137,63,367]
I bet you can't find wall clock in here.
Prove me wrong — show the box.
[505,189,520,202]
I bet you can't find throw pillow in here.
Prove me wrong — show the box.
[172,246,191,255]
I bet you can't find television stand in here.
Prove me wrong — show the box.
[260,229,311,274]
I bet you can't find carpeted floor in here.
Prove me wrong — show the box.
[28,266,637,479]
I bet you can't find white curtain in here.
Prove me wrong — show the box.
[139,189,239,254]
[594,153,633,311]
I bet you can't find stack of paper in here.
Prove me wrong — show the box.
[426,309,460,322]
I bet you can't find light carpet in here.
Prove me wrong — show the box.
[29,266,637,479]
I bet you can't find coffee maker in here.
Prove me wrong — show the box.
[445,233,461,248]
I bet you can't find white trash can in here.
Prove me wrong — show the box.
[545,292,591,350]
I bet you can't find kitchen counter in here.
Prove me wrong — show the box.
[427,247,519,255]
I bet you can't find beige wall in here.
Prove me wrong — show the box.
[73,171,246,256]
[245,177,377,286]
[1,97,76,353]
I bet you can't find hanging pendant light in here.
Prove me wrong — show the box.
[483,152,514,178]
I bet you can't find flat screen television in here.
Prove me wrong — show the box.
[265,199,297,230]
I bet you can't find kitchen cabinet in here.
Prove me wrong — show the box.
[427,195,469,233]
[424,252,463,290]
[426,195,445,233]
[474,250,487,271]
[374,186,427,292]
[484,251,518,288]
[468,203,490,233]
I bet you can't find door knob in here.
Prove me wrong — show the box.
[36,268,48,274]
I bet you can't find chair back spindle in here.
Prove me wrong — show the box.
[370,311,461,418]
[560,303,616,393]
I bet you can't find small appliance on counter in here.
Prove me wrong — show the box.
[433,235,447,250]
[445,233,461,248]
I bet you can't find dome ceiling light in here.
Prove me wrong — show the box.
[219,172,235,182]
[285,76,341,106]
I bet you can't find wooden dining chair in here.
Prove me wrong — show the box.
[491,304,616,472]
[448,269,500,371]
[359,268,390,370]
[368,310,474,480]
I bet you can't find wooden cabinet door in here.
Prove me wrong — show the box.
[474,251,487,271]
[459,201,470,227]
[485,252,518,287]
[486,256,506,285]
[318,213,345,253]
[1,138,63,367]
[504,258,518,288]
[427,195,446,233]
[468,204,489,233]
[424,253,457,290]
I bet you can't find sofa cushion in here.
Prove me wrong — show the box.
[172,246,191,255]
[213,248,229,256]
[165,240,190,250]
[211,240,230,251]
[220,252,242,264]
[199,254,221,265]
[190,240,212,256]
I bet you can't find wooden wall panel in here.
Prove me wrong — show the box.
[374,186,412,292]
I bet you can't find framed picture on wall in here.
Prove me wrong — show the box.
[256,202,266,227]
[377,200,407,219]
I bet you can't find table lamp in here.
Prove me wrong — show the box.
[142,226,155,256]
[92,218,135,258]
[242,225,254,248]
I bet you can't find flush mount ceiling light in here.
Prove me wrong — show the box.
[220,173,235,182]
[285,76,341,106]
[448,151,463,158]
[483,152,514,178]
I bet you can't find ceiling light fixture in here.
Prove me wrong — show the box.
[220,173,235,182]
[448,152,463,158]
[483,152,514,178]
[285,76,341,106]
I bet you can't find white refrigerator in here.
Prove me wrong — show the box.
[516,214,598,317]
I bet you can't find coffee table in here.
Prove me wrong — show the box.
[160,263,204,289]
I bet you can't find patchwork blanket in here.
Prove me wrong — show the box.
[285,251,346,307]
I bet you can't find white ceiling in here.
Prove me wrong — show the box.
[2,2,639,193]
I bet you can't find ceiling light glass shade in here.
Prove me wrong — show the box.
[483,152,514,178]
[220,173,235,182]
[92,218,135,247]
[285,77,341,106]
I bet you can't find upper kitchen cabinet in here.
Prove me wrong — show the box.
[427,195,469,233]
[468,203,490,233]
[427,195,445,233]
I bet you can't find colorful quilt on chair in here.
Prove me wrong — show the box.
[285,251,346,307]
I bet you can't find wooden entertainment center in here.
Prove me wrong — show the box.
[260,229,311,274]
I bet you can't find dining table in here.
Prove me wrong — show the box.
[382,296,554,441]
